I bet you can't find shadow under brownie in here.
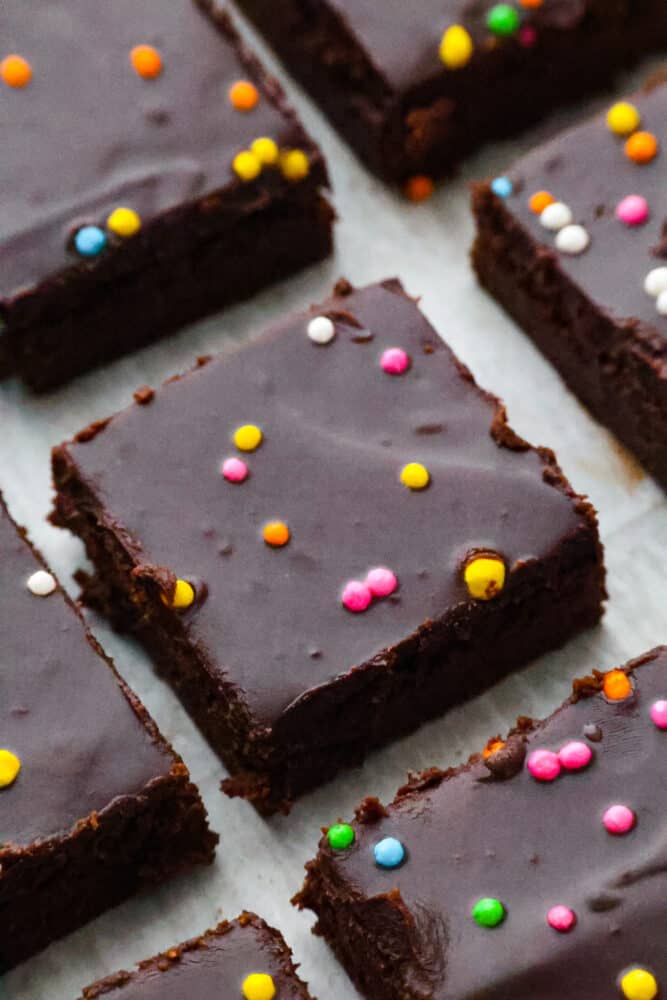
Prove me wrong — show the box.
[0,495,216,972]
[296,647,667,1000]
[0,0,332,391]
[52,278,606,815]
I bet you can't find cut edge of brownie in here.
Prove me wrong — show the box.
[50,283,606,815]
[78,911,314,999]
[471,179,667,491]
[293,646,665,1000]
[0,501,217,973]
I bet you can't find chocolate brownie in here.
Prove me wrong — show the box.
[231,0,667,185]
[0,495,216,972]
[0,0,332,392]
[472,76,667,491]
[296,647,667,1000]
[51,278,606,815]
[77,912,313,999]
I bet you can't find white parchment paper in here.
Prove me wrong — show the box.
[1,18,665,998]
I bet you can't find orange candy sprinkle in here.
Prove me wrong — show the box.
[624,131,659,165]
[404,176,435,203]
[483,739,505,759]
[1,54,32,88]
[603,669,633,701]
[229,79,260,111]
[519,0,543,7]
[130,45,163,80]
[529,190,555,214]
[263,521,290,547]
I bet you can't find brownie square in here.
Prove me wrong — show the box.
[78,912,313,999]
[232,0,667,184]
[52,278,605,815]
[0,0,332,391]
[472,77,667,491]
[0,495,216,972]
[296,647,667,1000]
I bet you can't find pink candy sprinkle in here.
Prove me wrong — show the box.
[650,699,667,729]
[519,25,537,47]
[527,749,561,782]
[381,348,411,375]
[615,194,649,226]
[558,741,593,771]
[221,457,248,483]
[603,804,636,835]
[342,580,373,613]
[547,905,576,933]
[366,567,398,597]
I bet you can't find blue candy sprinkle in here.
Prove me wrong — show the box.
[373,836,405,869]
[74,225,107,258]
[491,176,513,199]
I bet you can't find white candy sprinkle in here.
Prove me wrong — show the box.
[27,570,57,597]
[307,315,336,345]
[656,290,667,315]
[644,267,667,298]
[540,201,573,231]
[555,224,590,255]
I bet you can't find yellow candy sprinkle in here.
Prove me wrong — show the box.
[400,462,430,490]
[242,973,276,1000]
[606,101,641,137]
[280,148,310,181]
[0,749,21,789]
[234,424,263,452]
[464,555,506,601]
[251,137,280,165]
[161,579,195,610]
[439,25,474,69]
[620,969,658,1000]
[107,207,141,238]
[233,150,262,182]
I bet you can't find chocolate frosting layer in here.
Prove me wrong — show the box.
[0,498,172,849]
[498,80,667,354]
[80,915,310,999]
[0,0,324,305]
[63,280,593,727]
[312,649,667,999]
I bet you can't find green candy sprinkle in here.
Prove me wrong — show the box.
[327,823,355,850]
[472,897,506,928]
[486,4,520,36]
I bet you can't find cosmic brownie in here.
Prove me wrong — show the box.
[296,647,667,1000]
[77,912,313,1000]
[231,0,667,187]
[52,278,605,815]
[472,78,667,490]
[0,0,332,392]
[0,495,216,972]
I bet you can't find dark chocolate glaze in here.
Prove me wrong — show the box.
[499,80,667,352]
[303,649,667,999]
[0,497,173,849]
[62,281,594,727]
[0,0,325,305]
[80,914,312,999]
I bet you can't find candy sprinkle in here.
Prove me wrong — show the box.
[650,699,667,729]
[529,190,555,214]
[644,267,667,298]
[342,580,373,613]
[526,748,561,782]
[400,462,430,490]
[558,741,592,771]
[439,25,474,69]
[0,749,21,789]
[233,150,262,182]
[1,54,32,88]
[130,45,163,79]
[74,225,107,258]
[603,804,636,835]
[472,897,505,928]
[555,224,590,255]
[250,137,279,165]
[491,176,513,199]
[242,973,276,1000]
[162,579,195,610]
[328,823,355,850]
[486,4,520,36]
[374,836,405,869]
[603,669,633,701]
[620,968,658,1000]
[624,131,659,165]
[229,79,260,111]
[107,207,141,238]
[615,194,649,226]
[234,424,263,452]
[307,315,336,345]
[27,570,57,597]
[221,457,248,483]
[540,201,573,231]
[263,521,290,547]
[404,175,435,202]
[381,348,410,375]
[365,567,398,597]
[280,149,310,181]
[547,905,576,932]
[463,555,506,601]
[607,101,641,136]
